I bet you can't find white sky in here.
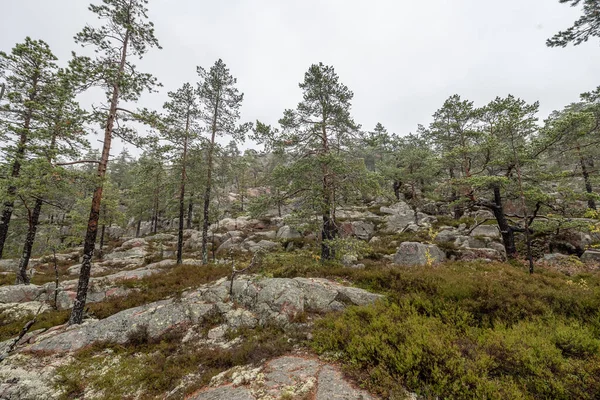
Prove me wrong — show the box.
[2,0,599,155]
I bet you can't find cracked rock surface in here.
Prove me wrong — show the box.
[11,276,381,354]
[190,355,377,400]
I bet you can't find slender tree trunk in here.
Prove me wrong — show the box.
[98,224,106,260]
[578,146,596,210]
[177,115,190,265]
[201,106,219,265]
[491,185,516,259]
[69,30,129,326]
[152,192,159,234]
[136,219,141,238]
[16,126,60,279]
[448,168,463,220]
[187,192,193,230]
[0,77,38,259]
[320,123,337,261]
[15,198,43,285]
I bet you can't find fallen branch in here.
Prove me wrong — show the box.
[54,160,101,167]
[0,302,44,363]
[467,218,494,236]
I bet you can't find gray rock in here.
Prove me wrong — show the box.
[470,225,501,240]
[276,226,302,240]
[216,237,244,254]
[104,246,149,261]
[435,228,459,243]
[119,238,148,250]
[225,230,244,239]
[0,259,17,272]
[190,385,255,400]
[351,221,375,241]
[248,240,281,253]
[147,233,176,242]
[341,254,359,267]
[581,250,600,264]
[224,309,258,330]
[317,365,376,400]
[0,285,47,304]
[207,325,228,341]
[393,242,446,266]
[20,276,382,354]
[458,248,505,262]
[263,356,320,394]
[29,299,217,353]
[66,263,111,276]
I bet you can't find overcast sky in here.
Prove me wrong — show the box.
[3,0,599,154]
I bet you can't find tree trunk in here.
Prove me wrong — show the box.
[69,30,129,326]
[98,224,106,260]
[136,219,141,238]
[319,121,337,261]
[201,107,219,265]
[177,115,190,265]
[491,185,516,259]
[393,180,402,201]
[187,193,193,229]
[15,198,43,285]
[580,152,596,210]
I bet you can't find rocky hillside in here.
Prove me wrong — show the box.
[0,200,599,399]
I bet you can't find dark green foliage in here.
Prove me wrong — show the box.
[306,261,600,399]
[547,0,600,47]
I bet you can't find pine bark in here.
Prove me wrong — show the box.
[69,31,129,325]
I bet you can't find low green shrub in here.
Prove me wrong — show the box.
[313,301,600,399]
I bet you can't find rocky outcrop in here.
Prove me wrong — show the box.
[393,242,446,266]
[23,276,382,354]
[581,250,600,265]
[104,238,149,261]
[276,226,302,240]
[0,260,175,318]
[191,355,378,400]
[381,202,422,233]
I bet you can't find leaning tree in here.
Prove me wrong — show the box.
[68,0,161,325]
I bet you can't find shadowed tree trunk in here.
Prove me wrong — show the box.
[15,198,43,285]
[186,192,193,229]
[578,144,597,210]
[177,115,190,265]
[491,185,516,259]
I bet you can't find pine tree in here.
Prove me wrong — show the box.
[162,83,200,264]
[273,63,372,260]
[68,0,161,325]
[197,59,248,265]
[0,38,58,259]
[16,69,88,284]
